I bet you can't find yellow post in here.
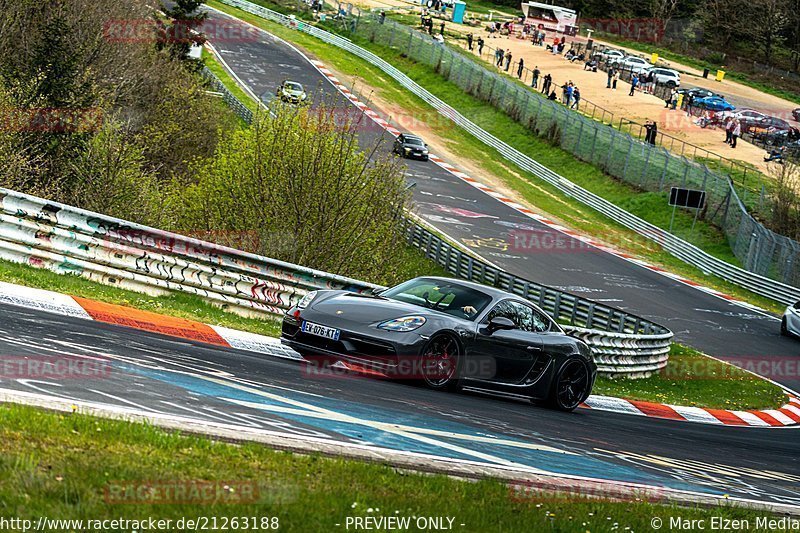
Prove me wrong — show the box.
[650,52,659,65]
[715,69,726,82]
[676,93,684,109]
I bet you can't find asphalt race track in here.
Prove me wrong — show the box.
[203,7,800,389]
[1,4,798,512]
[0,304,799,506]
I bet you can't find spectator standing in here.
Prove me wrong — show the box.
[532,66,540,88]
[629,73,639,96]
[571,86,580,109]
[664,87,674,108]
[541,73,552,94]
[477,37,484,55]
[685,93,694,116]
[496,48,504,67]
[561,82,569,103]
[467,33,473,51]
[440,22,445,35]
[517,58,524,78]
[504,50,512,71]
[731,119,741,148]
[612,69,619,90]
[606,67,614,88]
[379,11,386,24]
[724,117,733,144]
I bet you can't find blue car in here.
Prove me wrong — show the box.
[694,95,735,112]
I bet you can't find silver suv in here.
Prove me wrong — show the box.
[643,67,681,88]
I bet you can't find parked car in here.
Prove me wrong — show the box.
[793,108,800,122]
[275,80,308,105]
[642,67,681,87]
[613,56,652,73]
[694,95,735,112]
[747,116,792,136]
[782,301,800,338]
[594,49,625,63]
[393,133,429,160]
[281,277,597,411]
[677,87,717,100]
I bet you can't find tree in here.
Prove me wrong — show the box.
[159,0,207,63]
[749,0,788,65]
[174,104,412,282]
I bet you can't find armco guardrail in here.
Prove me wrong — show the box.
[0,187,670,376]
[213,0,800,305]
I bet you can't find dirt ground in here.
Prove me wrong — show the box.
[446,27,777,173]
[351,1,799,174]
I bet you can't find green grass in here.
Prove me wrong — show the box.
[0,258,283,337]
[207,0,786,315]
[202,48,259,114]
[0,403,780,530]
[595,344,786,411]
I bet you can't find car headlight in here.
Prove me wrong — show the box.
[300,92,307,100]
[404,147,411,152]
[297,291,318,310]
[378,316,426,332]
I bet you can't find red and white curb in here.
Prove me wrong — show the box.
[0,280,795,428]
[0,281,302,362]
[583,394,800,427]
[308,59,769,316]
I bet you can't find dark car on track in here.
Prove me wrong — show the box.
[281,277,597,411]
[393,133,429,161]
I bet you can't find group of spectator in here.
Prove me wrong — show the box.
[465,33,485,55]
[724,117,742,148]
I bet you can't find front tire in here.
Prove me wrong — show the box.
[419,334,462,391]
[547,358,592,411]
[782,317,789,336]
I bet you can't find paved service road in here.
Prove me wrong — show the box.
[0,304,798,507]
[204,6,800,390]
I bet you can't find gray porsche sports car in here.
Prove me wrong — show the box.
[281,277,596,411]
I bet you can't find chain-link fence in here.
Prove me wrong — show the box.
[352,16,800,286]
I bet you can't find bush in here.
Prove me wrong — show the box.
[171,104,413,284]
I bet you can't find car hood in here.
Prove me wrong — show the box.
[283,89,305,97]
[309,292,431,325]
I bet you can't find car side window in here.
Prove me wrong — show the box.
[486,300,550,333]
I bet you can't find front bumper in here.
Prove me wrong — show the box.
[402,151,429,160]
[281,310,429,369]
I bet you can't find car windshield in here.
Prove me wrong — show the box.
[381,279,493,320]
[404,137,424,146]
[285,82,303,92]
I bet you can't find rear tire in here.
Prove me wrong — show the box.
[547,358,592,412]
[419,334,462,391]
[782,317,789,336]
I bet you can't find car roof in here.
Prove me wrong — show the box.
[402,134,424,142]
[415,276,525,301]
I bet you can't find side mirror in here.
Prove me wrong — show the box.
[487,316,515,333]
[371,287,386,296]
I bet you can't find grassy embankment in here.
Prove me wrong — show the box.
[0,403,781,531]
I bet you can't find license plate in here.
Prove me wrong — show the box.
[301,321,340,340]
